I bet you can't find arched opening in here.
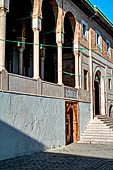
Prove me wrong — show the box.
[6,0,33,77]
[63,12,75,87]
[109,105,113,118]
[94,71,101,115]
[40,0,58,83]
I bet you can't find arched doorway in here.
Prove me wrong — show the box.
[40,0,58,83]
[63,12,75,87]
[6,0,33,77]
[109,105,113,118]
[94,71,101,115]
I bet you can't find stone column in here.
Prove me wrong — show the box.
[13,44,18,74]
[73,44,79,89]
[41,57,44,80]
[57,42,63,85]
[0,9,6,71]
[33,29,40,79]
[79,53,82,88]
[29,56,33,77]
[17,37,25,75]
[40,47,46,80]
[18,48,24,75]
[73,20,80,89]
[56,32,64,85]
[32,16,41,79]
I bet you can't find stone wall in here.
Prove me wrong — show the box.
[8,74,37,94]
[0,91,65,160]
[41,81,62,97]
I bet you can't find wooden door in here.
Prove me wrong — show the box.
[66,102,78,145]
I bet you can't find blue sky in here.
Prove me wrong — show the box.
[90,0,113,23]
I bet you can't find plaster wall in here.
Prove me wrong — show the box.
[0,91,65,160]
[79,54,90,102]
[78,102,91,136]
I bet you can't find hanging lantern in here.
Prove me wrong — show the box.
[0,0,10,11]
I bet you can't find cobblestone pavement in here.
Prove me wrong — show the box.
[0,143,113,170]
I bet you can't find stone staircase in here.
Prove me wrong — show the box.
[78,116,113,144]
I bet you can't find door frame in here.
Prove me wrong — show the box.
[65,101,79,145]
[93,70,102,117]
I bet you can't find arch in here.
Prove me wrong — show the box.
[64,11,76,33]
[94,66,102,78]
[39,0,58,83]
[6,0,33,77]
[109,104,113,118]
[95,70,101,82]
[62,11,76,87]
[94,70,102,116]
[93,67,102,88]
[39,0,58,17]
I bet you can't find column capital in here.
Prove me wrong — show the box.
[0,0,10,12]
[40,47,46,60]
[0,9,6,16]
[18,48,24,53]
[32,16,42,31]
[56,32,64,44]
[73,43,79,51]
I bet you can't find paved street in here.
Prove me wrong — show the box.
[0,143,113,170]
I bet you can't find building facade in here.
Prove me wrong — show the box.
[0,0,113,160]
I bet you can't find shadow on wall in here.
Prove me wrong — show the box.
[0,151,113,169]
[0,120,45,161]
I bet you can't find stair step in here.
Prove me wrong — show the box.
[84,127,113,131]
[90,122,105,124]
[87,126,111,129]
[87,123,111,127]
[83,131,112,135]
[88,125,107,127]
[77,140,113,145]
[79,116,113,144]
[101,120,113,123]
[100,118,113,122]
[108,125,113,128]
[83,133,113,137]
[80,136,113,140]
[91,120,113,124]
[79,138,113,142]
[97,116,108,119]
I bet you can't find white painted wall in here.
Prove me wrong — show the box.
[78,102,91,136]
[0,92,65,160]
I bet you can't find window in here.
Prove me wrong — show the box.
[108,79,112,89]
[96,30,102,49]
[82,20,88,40]
[106,39,111,56]
[84,70,88,90]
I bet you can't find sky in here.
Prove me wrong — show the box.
[90,0,113,23]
